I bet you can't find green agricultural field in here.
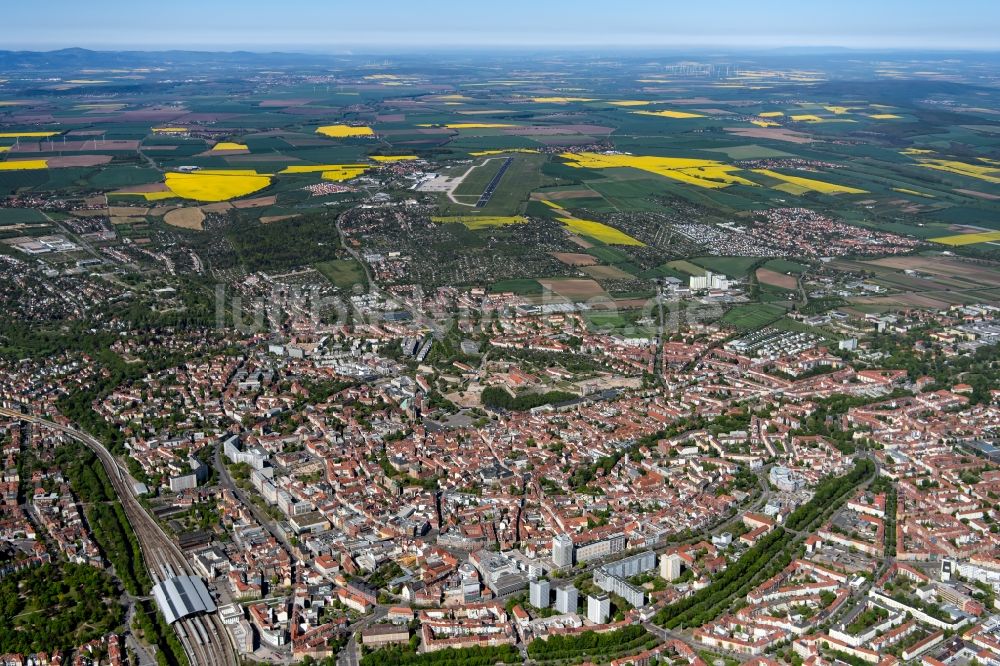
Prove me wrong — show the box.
[490,278,543,294]
[586,245,634,264]
[88,166,162,189]
[721,303,789,329]
[0,208,48,224]
[703,144,795,160]
[665,259,707,276]
[642,263,690,280]
[692,256,763,277]
[585,309,657,336]
[315,259,368,290]
[764,259,810,274]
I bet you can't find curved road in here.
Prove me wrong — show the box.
[0,407,237,666]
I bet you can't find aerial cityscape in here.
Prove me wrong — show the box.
[0,3,999,666]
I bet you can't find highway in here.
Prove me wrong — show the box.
[0,407,238,666]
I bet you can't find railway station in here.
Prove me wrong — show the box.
[152,575,217,625]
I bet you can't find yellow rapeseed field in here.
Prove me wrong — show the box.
[280,164,371,181]
[140,191,176,201]
[469,149,539,156]
[901,148,935,155]
[315,125,375,138]
[531,97,596,103]
[892,188,935,198]
[109,191,176,202]
[555,216,645,246]
[432,216,528,230]
[321,169,369,182]
[539,199,566,210]
[0,147,9,153]
[916,159,1000,184]
[281,164,358,173]
[164,170,272,202]
[758,111,784,117]
[930,231,1000,246]
[0,132,59,138]
[152,127,188,134]
[869,114,902,119]
[560,152,756,189]
[633,110,705,119]
[281,164,368,173]
[212,142,249,151]
[790,115,824,122]
[370,155,419,162]
[751,120,781,128]
[443,123,515,129]
[824,106,852,115]
[75,103,124,110]
[608,100,651,106]
[751,169,868,194]
[0,160,48,170]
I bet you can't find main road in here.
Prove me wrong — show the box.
[0,407,237,666]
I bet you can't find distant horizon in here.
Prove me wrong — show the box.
[3,0,998,53]
[4,44,1000,56]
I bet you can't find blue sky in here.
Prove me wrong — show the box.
[6,0,1000,51]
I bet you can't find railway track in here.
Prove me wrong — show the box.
[0,408,237,666]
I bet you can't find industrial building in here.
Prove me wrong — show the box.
[689,271,730,292]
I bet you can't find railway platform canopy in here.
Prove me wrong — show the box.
[152,575,217,624]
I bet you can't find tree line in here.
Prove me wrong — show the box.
[654,459,874,630]
[481,386,578,412]
[527,625,655,662]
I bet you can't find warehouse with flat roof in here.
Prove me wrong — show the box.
[152,575,217,624]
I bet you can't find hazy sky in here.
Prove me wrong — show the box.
[6,0,1000,51]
